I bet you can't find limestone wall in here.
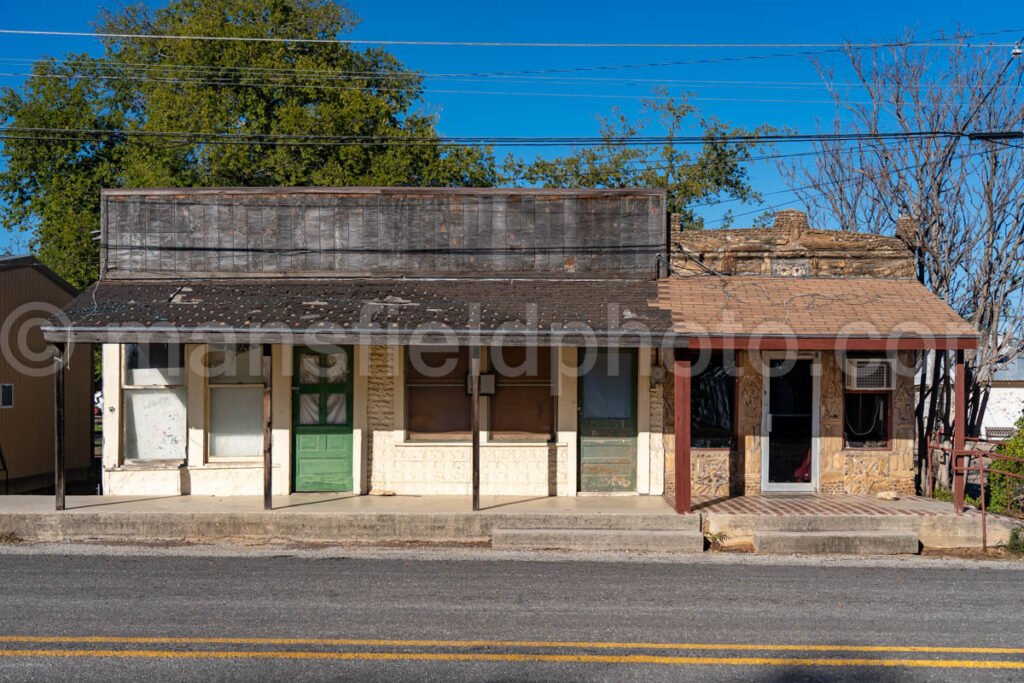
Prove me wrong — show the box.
[661,350,916,498]
[671,210,915,279]
[818,351,917,495]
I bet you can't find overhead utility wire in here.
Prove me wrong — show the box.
[5,59,1019,92]
[0,28,1016,49]
[704,145,998,226]
[0,126,961,147]
[0,71,873,104]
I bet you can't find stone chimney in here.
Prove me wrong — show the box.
[669,212,681,233]
[895,214,919,248]
[773,209,809,241]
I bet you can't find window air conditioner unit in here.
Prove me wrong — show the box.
[845,358,894,391]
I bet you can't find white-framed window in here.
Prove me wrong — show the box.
[0,384,12,409]
[122,343,186,461]
[205,344,265,460]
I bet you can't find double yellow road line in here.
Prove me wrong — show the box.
[0,635,1022,669]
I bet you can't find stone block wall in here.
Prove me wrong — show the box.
[671,210,915,279]
[660,366,739,499]
[818,351,916,495]
[661,349,917,498]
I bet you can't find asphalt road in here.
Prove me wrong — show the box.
[0,549,1022,681]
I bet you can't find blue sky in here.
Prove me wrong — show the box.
[0,0,1018,253]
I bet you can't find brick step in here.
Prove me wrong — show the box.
[753,530,920,555]
[491,528,706,552]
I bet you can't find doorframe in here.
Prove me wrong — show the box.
[576,347,640,494]
[760,352,820,493]
[290,345,356,493]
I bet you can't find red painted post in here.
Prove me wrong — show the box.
[673,349,692,514]
[953,349,966,514]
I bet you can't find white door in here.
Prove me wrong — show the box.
[761,354,820,493]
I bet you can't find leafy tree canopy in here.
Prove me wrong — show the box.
[0,0,497,287]
[504,91,773,229]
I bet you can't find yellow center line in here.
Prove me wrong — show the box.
[0,648,1022,669]
[0,635,1022,656]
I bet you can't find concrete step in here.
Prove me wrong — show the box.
[753,530,920,555]
[706,513,918,537]
[492,528,706,552]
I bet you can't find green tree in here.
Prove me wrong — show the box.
[989,414,1024,515]
[0,0,497,288]
[505,91,772,229]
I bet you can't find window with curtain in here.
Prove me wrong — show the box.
[405,346,471,440]
[691,352,736,449]
[122,343,186,461]
[844,393,891,449]
[206,344,265,459]
[489,346,555,441]
[843,355,892,449]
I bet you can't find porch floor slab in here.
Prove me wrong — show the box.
[0,493,680,515]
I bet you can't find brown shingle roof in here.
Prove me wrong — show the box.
[655,275,977,341]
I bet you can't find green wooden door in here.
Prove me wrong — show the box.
[578,349,638,492]
[292,347,353,492]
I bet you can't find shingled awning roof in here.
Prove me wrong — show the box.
[43,274,977,351]
[654,275,978,350]
[42,277,673,346]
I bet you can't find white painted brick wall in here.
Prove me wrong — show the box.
[366,344,569,496]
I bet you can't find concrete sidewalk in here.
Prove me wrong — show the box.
[0,493,1015,550]
[0,494,698,546]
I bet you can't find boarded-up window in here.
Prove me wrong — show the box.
[692,352,736,449]
[405,347,470,440]
[207,344,264,459]
[123,344,186,461]
[489,346,554,441]
[123,389,187,461]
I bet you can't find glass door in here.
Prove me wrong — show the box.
[762,357,817,492]
[578,349,638,492]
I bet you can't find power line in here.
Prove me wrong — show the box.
[0,28,1017,49]
[6,58,1019,93]
[0,70,876,104]
[704,145,996,226]
[0,126,963,148]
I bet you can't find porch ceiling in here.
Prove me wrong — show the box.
[41,276,674,346]
[655,275,979,350]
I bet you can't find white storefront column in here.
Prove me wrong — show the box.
[637,347,652,495]
[557,346,578,496]
[270,344,292,496]
[352,345,368,494]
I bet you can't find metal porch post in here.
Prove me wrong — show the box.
[262,344,273,511]
[673,349,692,514]
[953,349,966,514]
[53,342,66,511]
[470,345,481,512]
